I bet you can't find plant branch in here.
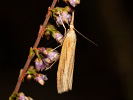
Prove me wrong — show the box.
[13,0,58,94]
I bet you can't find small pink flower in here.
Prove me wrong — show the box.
[47,50,59,62]
[43,49,59,66]
[53,31,63,44]
[35,74,48,85]
[35,58,45,71]
[56,15,63,25]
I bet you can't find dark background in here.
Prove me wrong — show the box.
[0,0,133,100]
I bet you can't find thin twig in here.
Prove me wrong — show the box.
[13,0,58,94]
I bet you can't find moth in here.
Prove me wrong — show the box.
[57,12,76,93]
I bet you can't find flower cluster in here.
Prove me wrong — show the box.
[27,47,59,85]
[52,6,72,26]
[26,66,48,85]
[10,0,81,100]
[34,47,59,71]
[45,24,63,43]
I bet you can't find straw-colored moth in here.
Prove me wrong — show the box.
[57,12,76,93]
[45,11,97,93]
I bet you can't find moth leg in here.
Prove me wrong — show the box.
[45,60,57,71]
[50,14,67,52]
[50,44,62,52]
[74,27,98,46]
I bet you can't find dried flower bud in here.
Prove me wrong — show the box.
[38,47,48,55]
[45,30,51,40]
[35,74,48,85]
[35,58,45,71]
[27,74,32,80]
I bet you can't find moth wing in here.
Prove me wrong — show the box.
[57,29,77,93]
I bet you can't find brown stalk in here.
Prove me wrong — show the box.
[13,0,58,94]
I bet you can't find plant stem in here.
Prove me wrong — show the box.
[13,0,58,94]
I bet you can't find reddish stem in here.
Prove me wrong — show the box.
[13,0,58,94]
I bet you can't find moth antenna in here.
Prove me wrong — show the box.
[67,12,98,46]
[74,28,98,46]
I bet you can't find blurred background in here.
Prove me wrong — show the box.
[0,0,133,100]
